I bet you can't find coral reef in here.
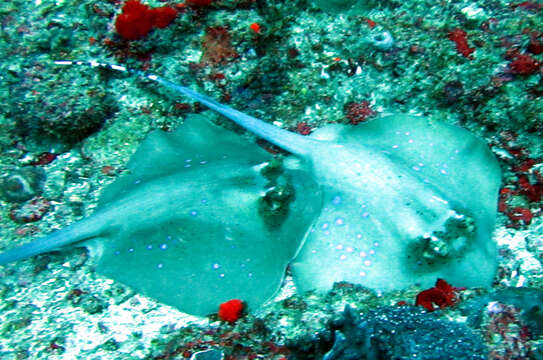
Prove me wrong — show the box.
[5,66,118,147]
[322,305,486,360]
[0,0,540,358]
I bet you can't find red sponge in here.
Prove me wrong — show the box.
[150,6,178,29]
[218,299,244,323]
[416,279,464,312]
[115,0,177,41]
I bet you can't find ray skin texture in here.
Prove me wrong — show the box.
[0,60,502,316]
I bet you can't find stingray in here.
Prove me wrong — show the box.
[0,60,501,316]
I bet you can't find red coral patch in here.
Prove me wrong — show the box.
[345,101,376,125]
[115,0,177,41]
[448,28,475,58]
[218,299,244,323]
[150,6,178,29]
[415,279,463,311]
[201,26,239,65]
[509,54,541,75]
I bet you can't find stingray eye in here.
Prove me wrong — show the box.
[257,159,298,229]
[408,209,476,269]
[258,183,295,229]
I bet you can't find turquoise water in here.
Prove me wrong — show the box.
[0,0,541,358]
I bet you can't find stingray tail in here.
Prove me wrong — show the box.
[0,218,100,265]
[54,60,317,157]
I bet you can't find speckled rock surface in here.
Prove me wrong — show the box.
[0,0,541,358]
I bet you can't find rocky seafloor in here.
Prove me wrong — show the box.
[0,0,541,359]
